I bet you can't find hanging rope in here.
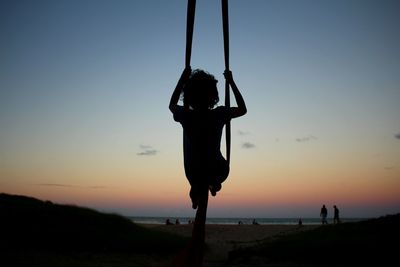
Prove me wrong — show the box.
[185,0,196,69]
[222,0,231,165]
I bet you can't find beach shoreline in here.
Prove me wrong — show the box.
[142,223,318,267]
[130,217,365,226]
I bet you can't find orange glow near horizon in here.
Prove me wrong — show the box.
[3,161,399,218]
[1,133,399,218]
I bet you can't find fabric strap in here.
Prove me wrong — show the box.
[222,0,231,165]
[185,0,196,69]
[185,0,231,165]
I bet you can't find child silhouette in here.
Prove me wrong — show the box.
[169,68,247,209]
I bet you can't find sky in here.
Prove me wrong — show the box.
[1,0,399,218]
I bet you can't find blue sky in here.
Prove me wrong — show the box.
[1,0,399,218]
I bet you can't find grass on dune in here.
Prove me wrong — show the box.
[227,213,400,266]
[0,193,188,254]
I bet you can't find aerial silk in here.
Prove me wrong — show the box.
[185,0,196,69]
[185,0,231,165]
[173,1,231,266]
[222,0,231,164]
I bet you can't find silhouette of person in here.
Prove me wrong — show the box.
[166,219,173,225]
[333,205,340,224]
[320,204,328,225]
[170,68,247,209]
[298,218,303,227]
[176,218,181,225]
[252,219,259,225]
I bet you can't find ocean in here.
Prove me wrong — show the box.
[129,216,366,225]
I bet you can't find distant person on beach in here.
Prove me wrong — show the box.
[333,205,340,224]
[252,219,259,225]
[320,204,328,224]
[298,218,303,227]
[169,68,247,209]
[175,219,180,225]
[166,219,174,225]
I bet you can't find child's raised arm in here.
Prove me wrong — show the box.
[169,68,191,113]
[224,70,247,118]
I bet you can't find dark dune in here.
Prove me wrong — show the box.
[2,193,398,267]
[226,213,400,266]
[0,193,187,252]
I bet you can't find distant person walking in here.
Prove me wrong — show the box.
[320,204,328,224]
[333,205,340,224]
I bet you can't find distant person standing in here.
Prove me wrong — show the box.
[333,205,340,224]
[320,204,328,225]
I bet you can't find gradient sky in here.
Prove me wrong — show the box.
[1,0,399,218]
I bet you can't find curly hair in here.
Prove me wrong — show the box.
[183,69,219,109]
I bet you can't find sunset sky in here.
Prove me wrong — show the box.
[1,0,399,218]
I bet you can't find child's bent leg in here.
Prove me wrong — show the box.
[188,175,201,209]
[209,158,229,196]
[208,159,227,197]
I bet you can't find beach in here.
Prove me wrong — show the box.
[144,223,318,267]
[3,194,397,267]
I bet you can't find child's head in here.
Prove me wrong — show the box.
[183,69,219,110]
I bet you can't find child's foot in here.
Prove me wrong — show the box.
[189,187,199,209]
[192,199,198,209]
[209,183,222,197]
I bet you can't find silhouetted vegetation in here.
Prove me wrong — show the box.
[227,213,400,266]
[0,193,187,254]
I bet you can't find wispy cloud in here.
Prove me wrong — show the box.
[37,183,75,188]
[238,130,255,149]
[296,135,318,143]
[395,132,400,140]
[242,142,256,149]
[238,130,250,136]
[36,184,108,189]
[137,150,158,156]
[137,145,158,156]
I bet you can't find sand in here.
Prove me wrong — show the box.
[143,224,318,267]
